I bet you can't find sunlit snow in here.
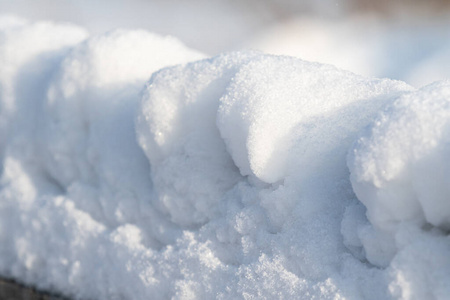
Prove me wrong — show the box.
[0,2,450,299]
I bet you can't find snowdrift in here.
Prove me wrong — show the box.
[1,16,449,299]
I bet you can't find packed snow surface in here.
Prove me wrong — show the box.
[1,15,450,300]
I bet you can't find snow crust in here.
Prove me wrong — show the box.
[1,15,450,300]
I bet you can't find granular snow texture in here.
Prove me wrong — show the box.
[1,16,449,300]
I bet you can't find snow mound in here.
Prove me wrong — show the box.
[3,17,450,300]
[0,17,88,158]
[216,55,411,184]
[41,29,204,226]
[348,81,450,267]
[137,52,410,228]
[137,52,256,227]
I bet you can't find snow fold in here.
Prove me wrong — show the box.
[1,16,449,300]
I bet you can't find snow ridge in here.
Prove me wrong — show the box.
[0,16,449,300]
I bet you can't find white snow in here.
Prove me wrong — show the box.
[348,81,450,265]
[0,9,450,300]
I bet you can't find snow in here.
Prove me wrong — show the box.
[348,81,450,265]
[0,9,450,300]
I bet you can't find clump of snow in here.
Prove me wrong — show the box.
[136,50,412,298]
[216,55,411,184]
[348,81,450,267]
[1,15,450,300]
[0,16,88,159]
[41,29,203,227]
[137,52,255,227]
[43,30,205,247]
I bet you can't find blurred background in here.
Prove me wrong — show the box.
[1,0,450,87]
